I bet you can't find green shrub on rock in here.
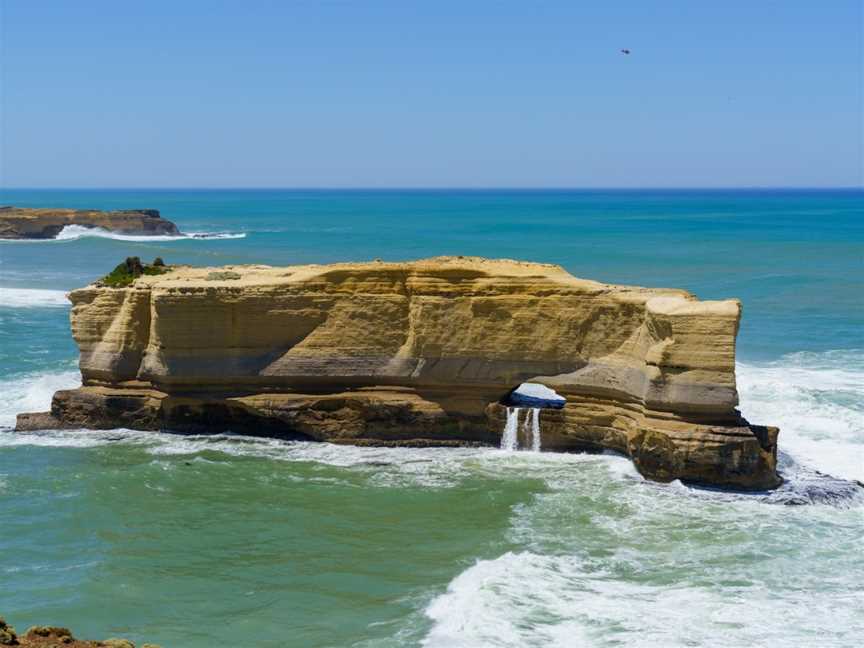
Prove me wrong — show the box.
[100,257,169,288]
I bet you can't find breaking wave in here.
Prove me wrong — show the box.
[4,225,249,242]
[737,349,864,482]
[0,369,80,428]
[421,547,863,648]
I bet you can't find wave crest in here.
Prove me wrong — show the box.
[0,369,81,428]
[32,225,247,242]
[422,549,863,647]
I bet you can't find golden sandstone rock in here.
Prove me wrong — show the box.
[0,207,179,239]
[18,257,780,489]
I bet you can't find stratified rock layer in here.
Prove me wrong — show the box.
[0,207,179,239]
[18,257,780,489]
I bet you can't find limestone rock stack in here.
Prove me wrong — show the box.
[17,257,780,489]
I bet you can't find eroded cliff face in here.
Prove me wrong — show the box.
[0,207,179,239]
[18,257,780,489]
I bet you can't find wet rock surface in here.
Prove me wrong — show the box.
[765,454,864,506]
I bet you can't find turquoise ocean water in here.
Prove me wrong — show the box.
[1,190,862,646]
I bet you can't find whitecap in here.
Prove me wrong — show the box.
[183,231,247,240]
[3,224,248,242]
[0,287,69,308]
[54,225,189,241]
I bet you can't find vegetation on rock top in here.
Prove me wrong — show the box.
[100,257,169,288]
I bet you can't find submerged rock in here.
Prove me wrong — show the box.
[0,207,180,239]
[17,256,781,489]
[765,454,864,506]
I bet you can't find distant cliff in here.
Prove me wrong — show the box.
[17,256,780,489]
[0,206,180,239]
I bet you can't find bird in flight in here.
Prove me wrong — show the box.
[620,48,631,55]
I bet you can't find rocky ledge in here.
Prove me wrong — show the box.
[17,256,781,489]
[0,616,157,647]
[0,207,179,239]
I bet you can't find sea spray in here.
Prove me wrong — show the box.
[0,369,80,428]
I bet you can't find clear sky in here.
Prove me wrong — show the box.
[0,0,861,188]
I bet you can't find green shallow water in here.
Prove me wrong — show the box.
[2,432,862,647]
[2,437,541,646]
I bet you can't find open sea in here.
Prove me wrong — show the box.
[1,189,862,647]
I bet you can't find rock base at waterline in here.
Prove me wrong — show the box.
[486,403,780,490]
[17,256,781,490]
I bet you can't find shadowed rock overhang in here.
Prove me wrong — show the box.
[16,256,781,489]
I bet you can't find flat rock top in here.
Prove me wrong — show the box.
[101,255,728,311]
[0,206,162,220]
[128,256,654,293]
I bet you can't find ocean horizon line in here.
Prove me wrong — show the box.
[2,186,862,193]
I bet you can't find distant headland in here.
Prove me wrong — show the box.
[0,206,180,239]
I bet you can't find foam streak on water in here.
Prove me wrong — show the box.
[0,287,69,308]
[2,224,248,242]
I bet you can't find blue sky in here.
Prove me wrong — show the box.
[0,1,861,188]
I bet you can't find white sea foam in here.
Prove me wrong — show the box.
[0,369,81,428]
[4,224,248,242]
[0,419,621,489]
[183,231,247,240]
[421,550,863,648]
[0,287,69,308]
[737,349,864,482]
